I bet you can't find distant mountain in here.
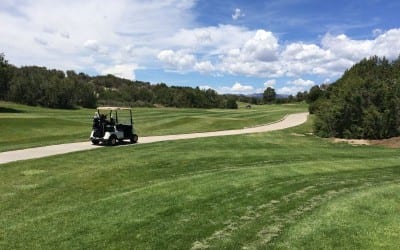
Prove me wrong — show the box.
[247,93,263,99]
[247,93,289,99]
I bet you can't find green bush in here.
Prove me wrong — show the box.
[313,56,400,139]
[226,97,238,109]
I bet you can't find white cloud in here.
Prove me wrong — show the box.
[199,85,214,90]
[1,0,400,88]
[311,58,354,76]
[34,37,48,46]
[218,29,281,77]
[320,30,400,63]
[60,32,70,39]
[194,61,215,73]
[373,28,383,37]
[321,33,373,61]
[0,0,197,72]
[83,40,100,51]
[166,25,254,55]
[281,42,338,77]
[232,8,244,20]
[221,30,279,65]
[157,50,196,71]
[323,78,331,84]
[282,43,330,61]
[243,30,279,62]
[277,86,305,95]
[232,82,253,92]
[219,82,254,94]
[277,78,315,95]
[264,79,276,87]
[101,64,137,80]
[291,78,315,87]
[373,29,400,59]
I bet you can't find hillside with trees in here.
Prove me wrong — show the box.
[1,53,310,110]
[311,56,400,139]
[0,54,237,109]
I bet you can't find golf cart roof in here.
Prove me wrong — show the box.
[97,106,132,111]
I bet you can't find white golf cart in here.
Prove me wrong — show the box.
[90,107,138,145]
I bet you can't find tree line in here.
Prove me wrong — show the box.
[309,55,400,139]
[238,87,308,105]
[0,53,310,110]
[0,54,240,109]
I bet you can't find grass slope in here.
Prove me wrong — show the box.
[1,118,399,249]
[0,101,307,152]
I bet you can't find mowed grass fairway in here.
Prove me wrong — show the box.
[1,118,399,249]
[0,101,306,152]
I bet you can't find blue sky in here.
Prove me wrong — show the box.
[1,0,400,95]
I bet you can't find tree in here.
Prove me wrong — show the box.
[0,53,11,100]
[263,87,276,104]
[307,85,324,104]
[307,85,326,114]
[77,81,97,108]
[203,88,224,108]
[2,56,246,109]
[313,56,400,139]
[226,96,238,109]
[250,97,259,105]
[296,91,308,102]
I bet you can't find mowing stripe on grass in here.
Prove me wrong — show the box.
[0,112,308,164]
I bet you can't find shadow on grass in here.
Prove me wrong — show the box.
[91,140,137,147]
[0,107,25,113]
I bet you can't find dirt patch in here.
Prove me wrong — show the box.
[15,184,38,190]
[332,137,400,148]
[369,137,400,148]
[291,133,306,137]
[22,169,46,176]
[333,138,370,146]
[191,241,209,250]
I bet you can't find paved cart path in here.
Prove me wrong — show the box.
[0,112,308,164]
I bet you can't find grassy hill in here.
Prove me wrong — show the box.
[0,101,307,152]
[1,115,399,249]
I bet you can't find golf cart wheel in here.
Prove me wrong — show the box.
[130,134,138,144]
[108,135,117,146]
[91,139,99,145]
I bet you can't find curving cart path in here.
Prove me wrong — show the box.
[0,112,308,164]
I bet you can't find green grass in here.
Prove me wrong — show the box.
[0,101,307,152]
[275,184,400,249]
[1,117,399,249]
[0,102,94,152]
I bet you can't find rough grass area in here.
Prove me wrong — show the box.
[1,118,399,249]
[0,101,307,152]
